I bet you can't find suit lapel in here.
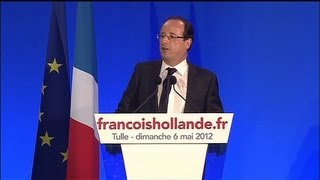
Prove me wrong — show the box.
[148,61,162,112]
[184,63,197,113]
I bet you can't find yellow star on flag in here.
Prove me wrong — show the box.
[39,112,44,122]
[42,85,47,95]
[48,58,63,73]
[40,131,54,147]
[60,150,68,162]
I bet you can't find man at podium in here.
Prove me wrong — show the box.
[117,16,223,115]
[115,15,225,150]
[112,16,227,179]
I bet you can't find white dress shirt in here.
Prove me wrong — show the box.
[157,59,188,113]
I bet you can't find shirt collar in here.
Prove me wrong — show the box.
[160,59,188,76]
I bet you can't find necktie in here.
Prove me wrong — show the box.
[158,68,177,112]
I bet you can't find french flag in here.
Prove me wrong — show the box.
[67,2,100,179]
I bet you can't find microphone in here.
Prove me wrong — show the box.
[170,76,200,113]
[133,76,162,113]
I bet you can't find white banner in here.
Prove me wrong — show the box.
[94,113,234,144]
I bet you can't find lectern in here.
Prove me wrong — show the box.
[95,113,234,180]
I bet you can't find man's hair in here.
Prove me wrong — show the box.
[164,16,194,49]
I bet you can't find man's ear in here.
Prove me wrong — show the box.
[185,38,192,50]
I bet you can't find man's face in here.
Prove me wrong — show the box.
[159,19,191,66]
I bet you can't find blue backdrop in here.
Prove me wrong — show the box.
[1,2,319,179]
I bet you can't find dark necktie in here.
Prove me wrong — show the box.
[158,67,177,112]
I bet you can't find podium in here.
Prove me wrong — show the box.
[95,113,234,180]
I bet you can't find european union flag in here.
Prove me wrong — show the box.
[31,2,70,179]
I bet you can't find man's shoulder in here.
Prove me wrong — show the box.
[136,60,161,67]
[188,62,217,77]
[135,60,162,71]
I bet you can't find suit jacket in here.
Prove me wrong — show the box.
[116,60,224,113]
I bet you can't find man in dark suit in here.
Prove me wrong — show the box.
[116,16,223,114]
[112,16,227,179]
